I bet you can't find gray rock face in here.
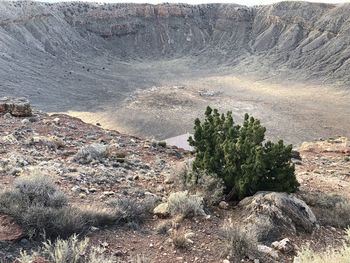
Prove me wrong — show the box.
[0,2,350,102]
[1,2,350,144]
[0,97,32,117]
[238,192,317,243]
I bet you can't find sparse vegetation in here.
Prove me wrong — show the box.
[221,220,260,262]
[155,221,171,235]
[17,234,152,263]
[157,141,167,147]
[300,192,350,228]
[17,235,114,263]
[188,106,299,200]
[295,228,350,263]
[171,230,190,249]
[167,191,205,218]
[184,169,225,206]
[107,196,156,228]
[73,143,108,164]
[0,173,115,239]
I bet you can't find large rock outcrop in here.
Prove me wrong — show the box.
[0,97,32,117]
[238,192,317,243]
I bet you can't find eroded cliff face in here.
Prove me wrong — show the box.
[1,1,350,85]
[1,1,350,143]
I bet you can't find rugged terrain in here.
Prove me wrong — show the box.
[0,1,350,143]
[0,101,350,262]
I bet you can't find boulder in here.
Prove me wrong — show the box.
[0,97,32,117]
[239,192,317,243]
[0,214,23,241]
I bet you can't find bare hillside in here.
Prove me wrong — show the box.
[1,1,350,143]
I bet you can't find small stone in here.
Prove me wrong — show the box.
[21,118,30,125]
[53,117,60,125]
[223,260,230,263]
[102,191,115,196]
[3,113,12,119]
[114,250,123,257]
[89,188,97,193]
[153,203,170,217]
[20,238,29,245]
[219,201,229,209]
[71,186,81,192]
[90,226,99,232]
[271,238,295,254]
[164,177,174,184]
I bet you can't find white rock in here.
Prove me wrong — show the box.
[271,238,295,253]
[53,117,60,125]
[153,203,170,217]
[219,201,229,209]
[258,245,279,259]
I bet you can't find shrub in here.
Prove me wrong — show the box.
[157,141,167,147]
[167,191,205,218]
[17,235,115,263]
[73,143,108,164]
[295,228,350,263]
[107,196,156,228]
[129,254,152,263]
[221,220,260,262]
[171,230,190,249]
[155,221,171,235]
[17,235,150,263]
[188,106,299,200]
[300,192,350,228]
[0,174,115,239]
[42,235,90,263]
[184,170,225,206]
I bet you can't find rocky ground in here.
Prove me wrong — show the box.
[0,99,350,263]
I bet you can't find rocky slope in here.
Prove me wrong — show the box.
[0,99,349,263]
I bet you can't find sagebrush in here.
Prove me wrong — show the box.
[17,234,151,263]
[167,191,205,218]
[221,220,260,262]
[0,173,115,239]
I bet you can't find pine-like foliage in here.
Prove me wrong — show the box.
[188,106,299,200]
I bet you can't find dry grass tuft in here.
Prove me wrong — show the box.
[167,191,205,218]
[295,228,350,263]
[0,173,115,239]
[221,220,260,263]
[300,191,350,228]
